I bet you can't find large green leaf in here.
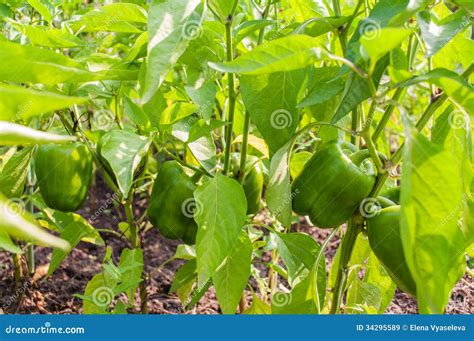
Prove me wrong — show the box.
[0,147,33,198]
[194,173,247,285]
[417,10,470,58]
[360,27,413,71]
[118,248,144,304]
[99,130,151,198]
[142,0,203,103]
[267,140,293,228]
[396,68,474,116]
[275,232,326,293]
[70,3,147,33]
[0,85,88,121]
[401,131,467,313]
[209,35,325,75]
[0,122,76,145]
[0,193,70,251]
[213,232,252,314]
[0,41,102,84]
[240,70,305,154]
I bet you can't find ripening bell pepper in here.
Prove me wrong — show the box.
[232,154,264,215]
[367,205,417,296]
[35,143,93,212]
[292,141,376,228]
[148,161,198,244]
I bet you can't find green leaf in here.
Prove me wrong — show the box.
[185,81,217,122]
[82,273,117,314]
[401,130,467,313]
[243,294,272,314]
[271,259,325,314]
[142,0,203,103]
[208,0,235,21]
[99,130,151,198]
[364,253,396,314]
[346,278,381,314]
[213,232,252,314]
[0,85,88,121]
[360,27,413,71]
[280,0,328,21]
[170,260,197,304]
[234,20,278,44]
[118,248,144,304]
[46,210,104,275]
[294,16,350,37]
[0,193,70,251]
[332,55,388,123]
[241,70,306,154]
[27,0,53,22]
[267,140,293,227]
[396,68,474,116]
[188,134,217,173]
[0,41,104,84]
[417,10,470,58]
[275,232,326,293]
[0,122,76,145]
[209,35,326,75]
[0,147,33,198]
[8,20,85,48]
[194,173,247,285]
[298,67,345,108]
[0,229,22,253]
[70,3,147,33]
[160,102,198,126]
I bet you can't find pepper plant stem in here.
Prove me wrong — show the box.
[329,217,362,314]
[239,3,271,178]
[223,15,237,175]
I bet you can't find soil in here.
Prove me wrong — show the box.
[0,178,473,315]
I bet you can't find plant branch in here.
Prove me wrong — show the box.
[223,15,237,175]
[330,217,363,314]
